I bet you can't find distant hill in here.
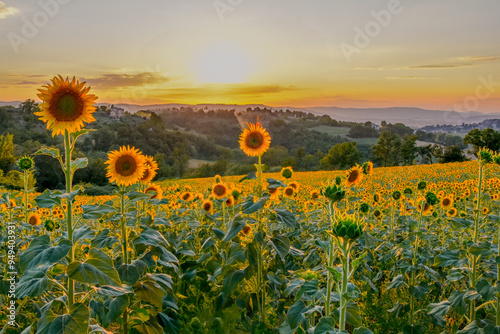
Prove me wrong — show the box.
[0,101,21,107]
[2,101,499,127]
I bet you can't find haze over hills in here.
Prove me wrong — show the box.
[2,100,499,128]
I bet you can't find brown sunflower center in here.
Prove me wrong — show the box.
[245,131,264,149]
[182,193,191,200]
[49,89,84,121]
[115,155,137,177]
[203,202,212,211]
[285,187,294,196]
[213,184,227,197]
[348,170,360,183]
[442,198,451,206]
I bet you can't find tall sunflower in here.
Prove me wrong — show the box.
[345,166,364,187]
[139,156,159,184]
[36,75,97,136]
[239,122,271,157]
[106,146,146,186]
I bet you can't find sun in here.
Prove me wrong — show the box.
[193,42,254,84]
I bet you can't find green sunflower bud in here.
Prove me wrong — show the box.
[330,212,364,242]
[335,176,342,186]
[44,219,56,232]
[425,192,438,205]
[478,148,493,165]
[322,184,345,204]
[281,167,293,179]
[18,156,34,171]
[392,190,401,200]
[404,188,413,195]
[359,203,369,213]
[417,181,427,190]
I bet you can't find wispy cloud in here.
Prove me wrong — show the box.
[17,81,39,85]
[386,76,428,79]
[0,1,19,19]
[408,63,472,69]
[455,56,500,62]
[84,72,171,88]
[227,84,298,95]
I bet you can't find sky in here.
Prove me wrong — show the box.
[0,0,499,112]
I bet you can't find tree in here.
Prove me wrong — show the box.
[262,146,290,167]
[417,144,434,164]
[463,128,500,155]
[371,131,401,167]
[433,145,468,163]
[347,124,379,138]
[20,99,39,114]
[320,142,362,170]
[0,133,16,173]
[400,134,418,165]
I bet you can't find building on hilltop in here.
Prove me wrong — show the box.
[109,106,125,119]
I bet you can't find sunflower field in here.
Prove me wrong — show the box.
[1,77,500,334]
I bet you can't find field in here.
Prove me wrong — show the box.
[2,157,500,333]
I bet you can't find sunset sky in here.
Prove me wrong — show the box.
[1,0,499,112]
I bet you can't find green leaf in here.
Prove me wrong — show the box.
[61,188,81,203]
[477,278,496,301]
[157,312,180,334]
[222,216,246,242]
[20,324,33,334]
[450,217,474,229]
[130,315,164,334]
[457,321,484,334]
[67,248,121,286]
[147,273,174,292]
[274,209,299,228]
[106,295,129,327]
[37,302,89,334]
[91,229,118,249]
[241,196,269,214]
[434,250,461,267]
[286,300,307,331]
[326,267,342,282]
[353,327,374,334]
[427,300,450,326]
[239,172,256,182]
[350,252,367,276]
[35,147,61,159]
[16,269,48,298]
[403,325,425,334]
[89,324,113,334]
[70,128,93,143]
[133,279,166,308]
[95,285,132,297]
[126,191,152,203]
[449,290,468,316]
[133,227,169,248]
[223,269,246,297]
[484,325,500,334]
[267,178,287,189]
[332,301,363,328]
[314,317,338,334]
[81,204,116,220]
[387,275,405,290]
[469,241,495,257]
[34,190,63,209]
[73,226,96,244]
[270,236,290,260]
[410,283,429,300]
[117,259,147,286]
[20,236,71,272]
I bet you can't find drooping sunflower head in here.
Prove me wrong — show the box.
[281,166,293,179]
[145,183,163,200]
[36,75,97,136]
[345,166,363,187]
[105,146,146,186]
[28,213,42,226]
[225,196,235,207]
[362,161,373,175]
[18,156,34,171]
[212,182,229,199]
[139,156,159,184]
[239,122,271,157]
[180,192,193,201]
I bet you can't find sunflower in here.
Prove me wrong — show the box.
[202,200,213,214]
[212,182,229,199]
[283,186,295,198]
[241,225,252,236]
[239,122,271,157]
[311,190,320,200]
[28,213,42,226]
[345,166,363,187]
[441,196,453,208]
[36,75,97,136]
[225,196,235,207]
[180,192,193,201]
[106,146,146,186]
[362,161,373,175]
[139,156,159,184]
[18,156,34,171]
[446,207,457,218]
[289,181,300,192]
[145,184,163,200]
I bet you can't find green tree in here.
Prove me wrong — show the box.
[320,142,362,170]
[417,144,434,164]
[400,134,418,165]
[20,99,39,114]
[371,131,401,167]
[463,128,500,155]
[347,124,379,138]
[262,146,290,167]
[0,133,16,173]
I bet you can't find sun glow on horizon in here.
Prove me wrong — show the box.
[192,42,255,84]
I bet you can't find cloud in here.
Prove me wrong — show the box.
[0,1,19,19]
[17,81,39,85]
[456,56,500,62]
[84,72,171,88]
[147,84,300,99]
[226,84,298,95]
[408,63,472,69]
[386,76,428,79]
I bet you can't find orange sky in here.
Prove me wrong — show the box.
[1,1,499,112]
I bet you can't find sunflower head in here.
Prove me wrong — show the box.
[446,207,457,218]
[202,199,213,214]
[281,166,293,179]
[441,196,453,208]
[478,148,493,165]
[44,219,57,231]
[329,211,364,242]
[18,156,34,171]
[345,166,363,187]
[417,181,427,190]
[212,182,229,199]
[283,186,295,198]
[145,184,163,200]
[28,213,42,226]
[392,190,402,200]
[362,161,373,175]
[139,156,159,184]
[105,146,146,186]
[180,192,193,201]
[36,75,97,136]
[239,122,271,157]
[225,196,235,207]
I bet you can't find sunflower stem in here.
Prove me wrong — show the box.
[64,130,75,307]
[23,169,29,225]
[470,162,484,321]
